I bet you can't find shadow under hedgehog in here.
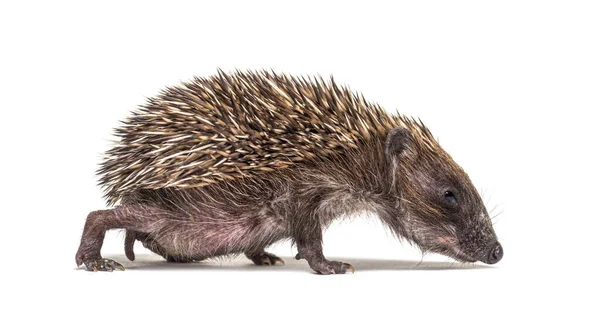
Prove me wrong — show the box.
[76,70,503,274]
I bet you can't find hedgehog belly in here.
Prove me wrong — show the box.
[124,188,289,260]
[146,218,260,259]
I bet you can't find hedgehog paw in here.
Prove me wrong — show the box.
[246,252,285,266]
[309,260,355,275]
[82,258,125,272]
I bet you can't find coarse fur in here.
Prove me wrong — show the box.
[76,69,502,274]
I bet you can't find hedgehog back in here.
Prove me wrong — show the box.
[98,70,404,205]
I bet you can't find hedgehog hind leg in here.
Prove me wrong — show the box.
[245,250,285,266]
[124,230,150,261]
[124,230,137,261]
[75,206,148,271]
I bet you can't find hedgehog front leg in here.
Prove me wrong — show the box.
[75,207,138,271]
[293,223,355,275]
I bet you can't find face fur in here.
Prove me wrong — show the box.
[385,126,502,264]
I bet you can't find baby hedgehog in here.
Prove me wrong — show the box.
[76,69,503,274]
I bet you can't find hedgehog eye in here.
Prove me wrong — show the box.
[444,191,458,205]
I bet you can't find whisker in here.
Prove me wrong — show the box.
[491,210,503,225]
[415,253,425,269]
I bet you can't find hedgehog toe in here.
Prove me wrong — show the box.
[310,260,355,275]
[247,252,285,266]
[83,258,125,272]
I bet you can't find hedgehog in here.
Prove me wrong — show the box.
[76,69,503,274]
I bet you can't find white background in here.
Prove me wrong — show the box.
[1,0,599,311]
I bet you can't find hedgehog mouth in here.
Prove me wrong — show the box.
[442,245,477,262]
[435,237,477,262]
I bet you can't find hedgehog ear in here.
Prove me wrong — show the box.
[385,127,413,160]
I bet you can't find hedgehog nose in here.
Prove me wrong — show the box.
[485,242,503,264]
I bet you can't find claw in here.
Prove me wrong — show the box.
[343,263,355,274]
[84,258,125,272]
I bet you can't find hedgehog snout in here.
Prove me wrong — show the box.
[481,241,503,264]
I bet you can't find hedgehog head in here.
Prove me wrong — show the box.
[384,125,503,265]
